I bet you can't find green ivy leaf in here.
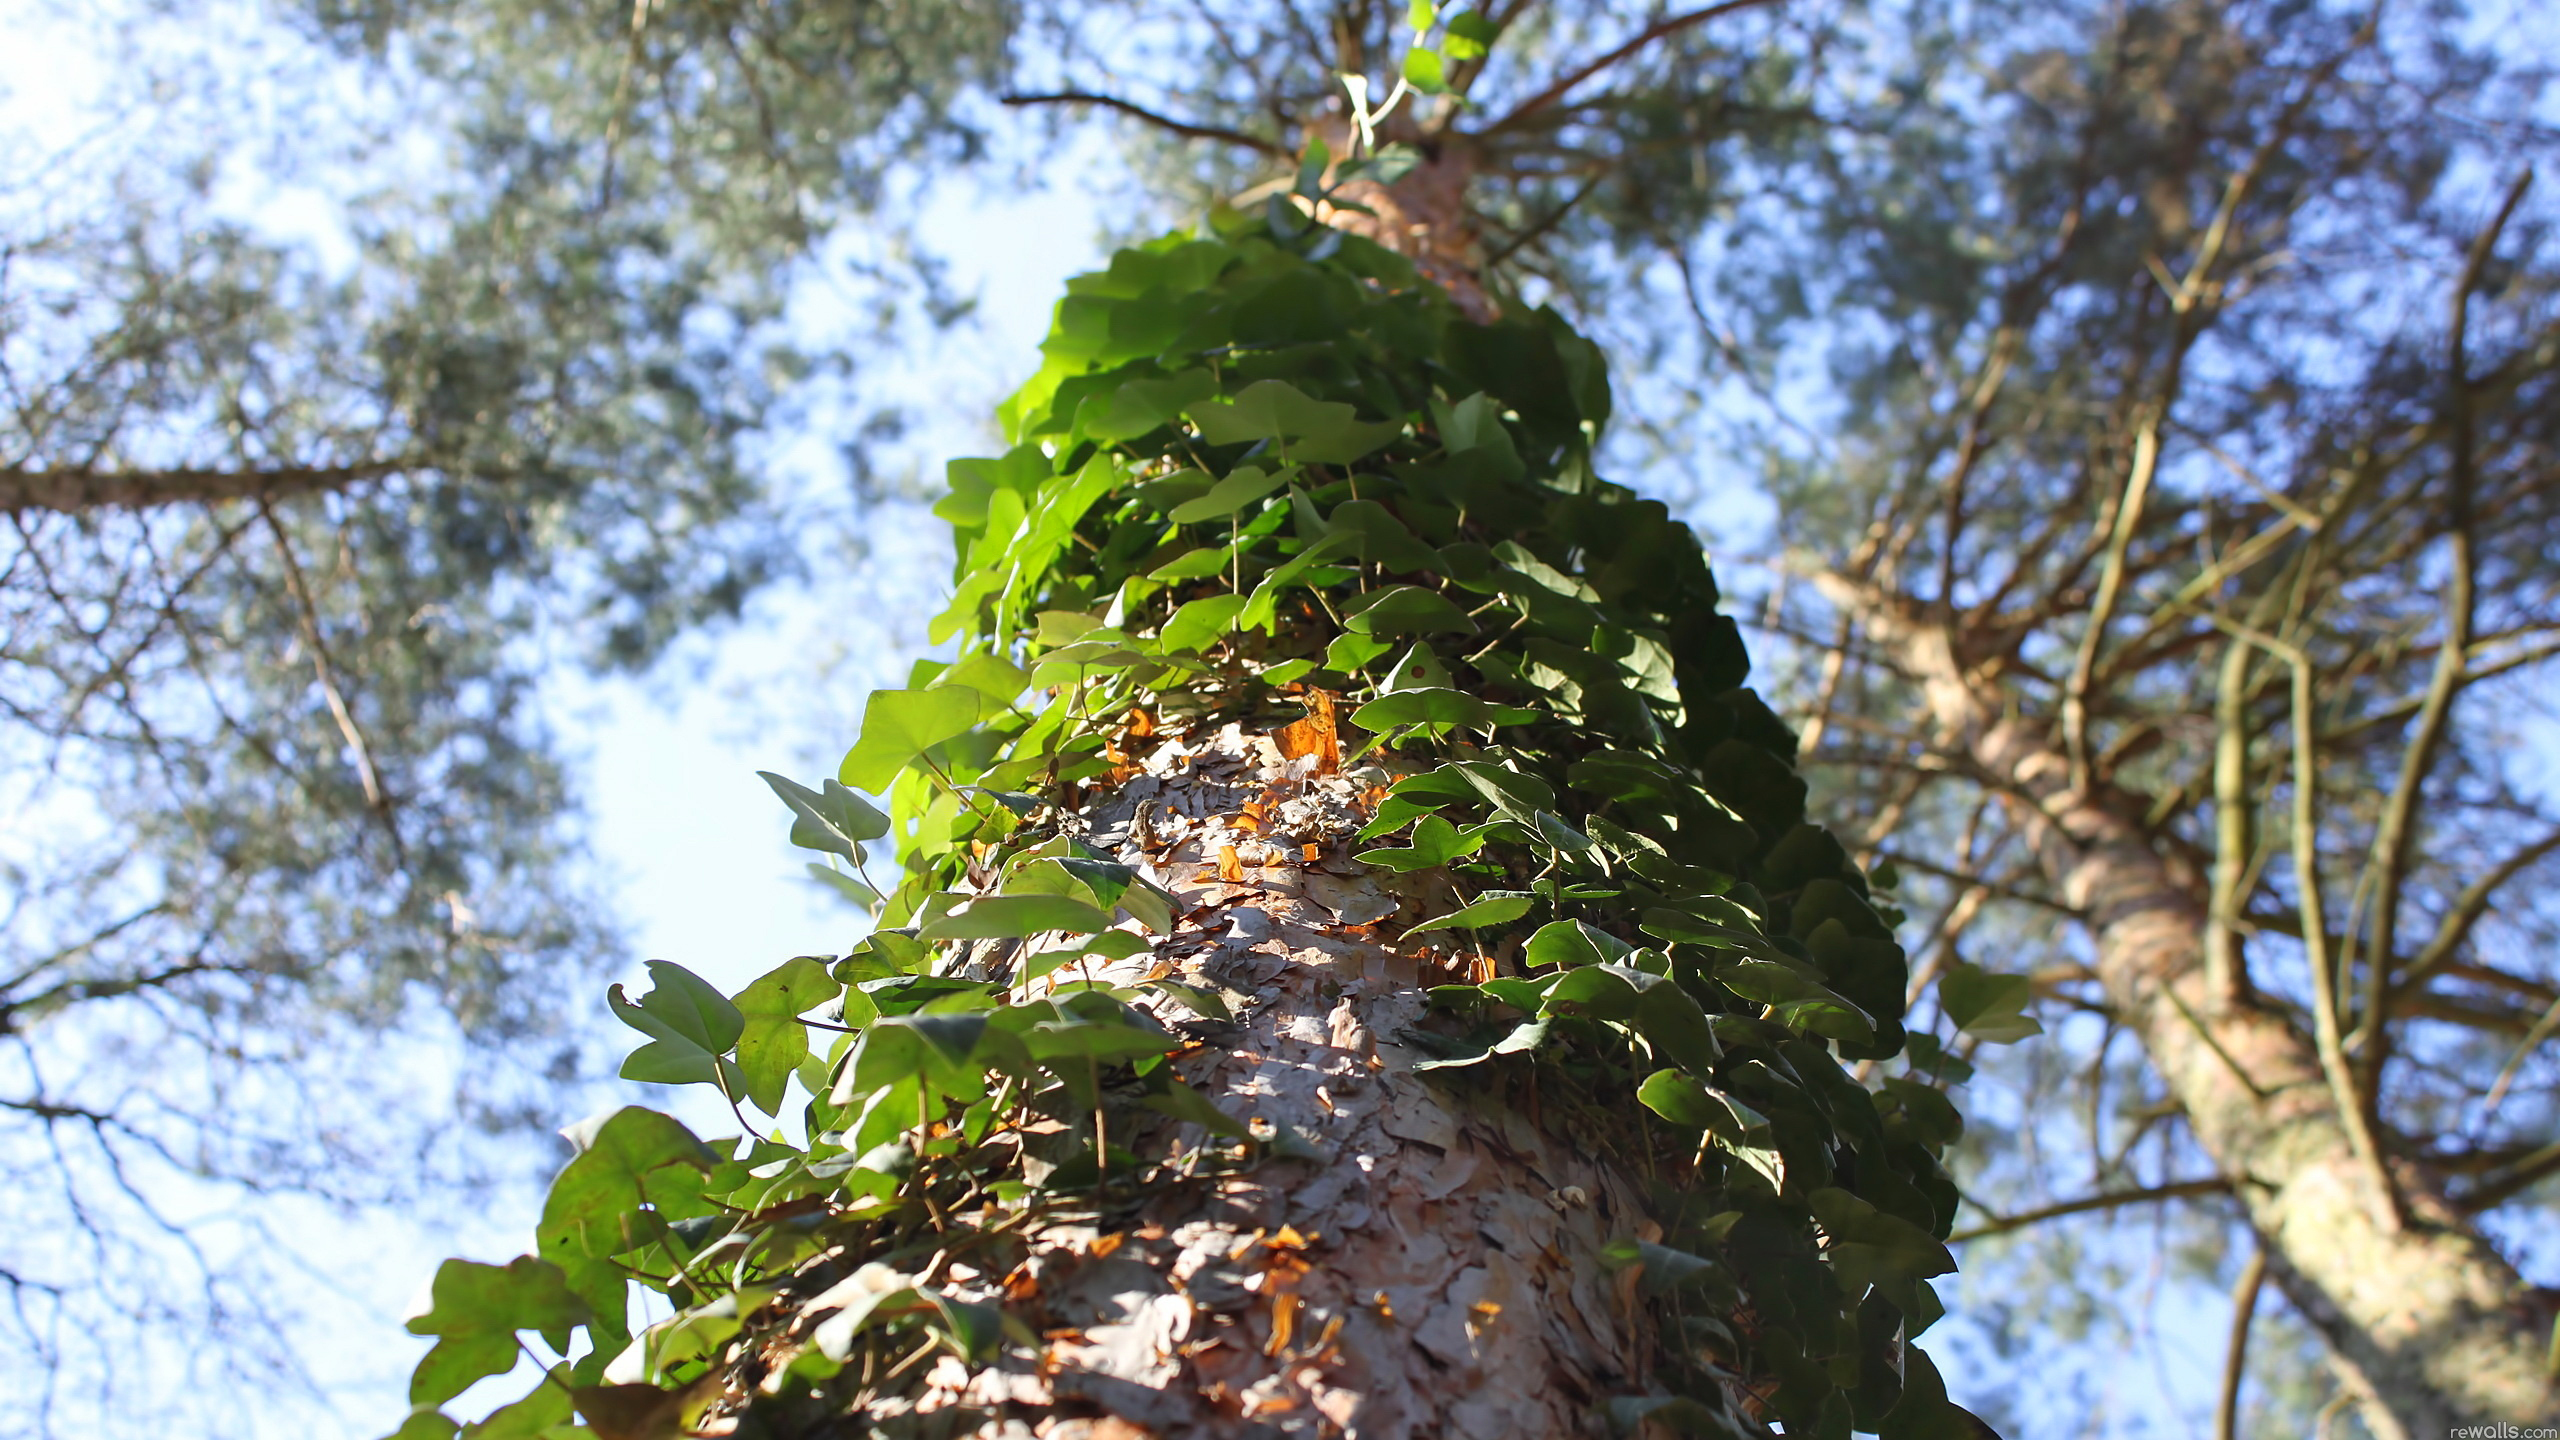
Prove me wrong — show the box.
[608,961,748,1092]
[1079,368,1218,442]
[1378,641,1453,693]
[1342,584,1477,637]
[1636,1069,1769,1144]
[807,862,881,910]
[839,687,982,791]
[1353,813,1488,872]
[1443,8,1497,58]
[1402,46,1448,93]
[917,893,1113,940]
[538,1107,716,1261]
[402,1257,587,1406]
[759,770,888,864]
[1158,593,1250,652]
[1167,464,1291,524]
[933,652,1034,711]
[1524,918,1633,969]
[1349,688,1539,734]
[1403,890,1534,935]
[732,956,837,1116]
[382,1407,460,1440]
[1324,632,1395,674]
[1326,499,1443,573]
[458,1365,575,1438]
[1938,961,2043,1043]
[1184,379,1403,464]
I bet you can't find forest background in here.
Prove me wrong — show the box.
[1,0,2554,1436]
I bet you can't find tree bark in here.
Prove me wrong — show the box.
[1827,578,2558,1434]
[859,722,1714,1438]
[0,461,401,513]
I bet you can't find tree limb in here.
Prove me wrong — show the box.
[0,461,407,513]
[1482,0,1784,136]
[1950,1176,2231,1242]
[999,91,1291,158]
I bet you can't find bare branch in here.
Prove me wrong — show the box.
[1482,0,1784,136]
[1950,1176,2232,1242]
[1000,91,1292,158]
[0,461,406,513]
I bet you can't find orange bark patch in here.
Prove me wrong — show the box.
[1272,690,1340,774]
[1263,1292,1301,1356]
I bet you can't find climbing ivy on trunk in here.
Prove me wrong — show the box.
[384,205,2001,1440]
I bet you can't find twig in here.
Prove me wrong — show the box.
[2217,1246,2267,1440]
[1484,0,1785,135]
[1950,1176,2231,1242]
[1000,91,1289,158]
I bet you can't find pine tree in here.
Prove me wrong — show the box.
[382,179,1992,1437]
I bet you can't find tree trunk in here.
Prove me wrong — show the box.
[1829,580,2558,1433]
[881,724,1673,1438]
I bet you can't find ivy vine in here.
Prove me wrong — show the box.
[385,199,2018,1440]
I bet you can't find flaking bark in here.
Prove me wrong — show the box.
[732,721,1739,1439]
[1831,581,2558,1434]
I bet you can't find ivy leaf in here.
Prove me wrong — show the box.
[917,893,1112,940]
[1349,688,1539,733]
[1718,958,1877,1046]
[1402,46,1448,93]
[1142,978,1233,1021]
[537,1108,716,1261]
[839,1014,993,1102]
[382,1407,459,1440]
[1326,499,1443,573]
[1378,641,1452,693]
[1808,1186,1956,1301]
[1532,810,1593,851]
[933,652,1033,710]
[1167,464,1291,523]
[402,1257,587,1406]
[458,1365,575,1438]
[1159,593,1250,652]
[1443,8,1497,59]
[1938,961,2043,1043]
[807,862,881,910]
[1325,632,1395,674]
[1404,890,1535,935]
[839,687,982,791]
[1184,379,1402,464]
[1342,584,1477,637]
[609,960,748,1091]
[1353,813,1488,872]
[1636,1069,1770,1144]
[732,956,837,1116]
[1524,919,1633,969]
[759,770,887,864]
[1138,1075,1248,1136]
[1079,368,1218,442]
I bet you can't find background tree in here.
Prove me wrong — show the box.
[0,0,1004,1420]
[1604,0,2560,1431]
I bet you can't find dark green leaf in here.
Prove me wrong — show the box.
[1342,585,1477,637]
[1403,890,1534,935]
[1353,813,1487,872]
[1938,961,2042,1043]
